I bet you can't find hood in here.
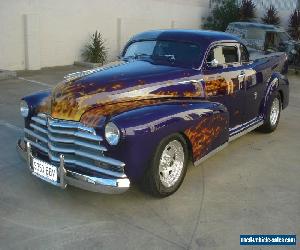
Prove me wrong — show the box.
[50,60,204,121]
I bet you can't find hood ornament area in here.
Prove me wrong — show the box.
[63,68,104,82]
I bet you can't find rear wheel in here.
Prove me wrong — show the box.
[141,133,188,197]
[258,93,281,133]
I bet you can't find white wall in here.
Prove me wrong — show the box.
[0,0,210,70]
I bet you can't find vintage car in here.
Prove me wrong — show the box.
[226,22,300,64]
[17,30,289,197]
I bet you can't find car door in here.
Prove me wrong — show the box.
[240,44,265,122]
[202,42,246,129]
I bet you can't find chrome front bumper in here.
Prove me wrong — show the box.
[17,138,130,194]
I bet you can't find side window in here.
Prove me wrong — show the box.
[240,44,249,63]
[207,45,239,66]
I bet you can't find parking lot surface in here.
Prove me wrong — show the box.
[0,67,299,250]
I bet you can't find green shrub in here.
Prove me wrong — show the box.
[239,0,256,21]
[288,10,300,40]
[261,5,280,26]
[203,0,239,31]
[82,31,107,64]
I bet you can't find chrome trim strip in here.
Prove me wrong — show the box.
[37,113,47,118]
[229,121,263,142]
[194,142,228,167]
[24,137,48,152]
[229,116,263,134]
[47,118,95,135]
[24,129,48,143]
[31,116,47,126]
[48,134,107,151]
[74,131,103,141]
[49,120,95,134]
[47,126,102,141]
[48,143,75,153]
[74,140,107,152]
[30,123,47,134]
[48,134,74,143]
[65,171,129,194]
[75,151,125,167]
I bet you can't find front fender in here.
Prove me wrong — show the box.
[22,89,51,127]
[105,100,229,181]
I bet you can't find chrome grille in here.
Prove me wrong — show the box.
[24,113,126,178]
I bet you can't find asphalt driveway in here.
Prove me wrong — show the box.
[0,67,299,250]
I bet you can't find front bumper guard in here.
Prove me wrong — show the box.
[17,138,130,194]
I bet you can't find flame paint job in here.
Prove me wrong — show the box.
[80,98,169,127]
[21,30,289,182]
[184,112,228,160]
[49,60,204,121]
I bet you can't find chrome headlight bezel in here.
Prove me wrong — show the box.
[105,122,120,146]
[20,100,29,117]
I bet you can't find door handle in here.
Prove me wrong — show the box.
[254,91,257,99]
[238,71,245,89]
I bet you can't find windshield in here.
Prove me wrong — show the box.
[123,40,202,68]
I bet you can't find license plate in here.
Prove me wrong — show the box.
[32,158,57,182]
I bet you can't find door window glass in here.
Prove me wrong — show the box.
[207,45,239,65]
[240,45,249,62]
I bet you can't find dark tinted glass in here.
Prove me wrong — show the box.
[240,45,249,62]
[124,40,202,68]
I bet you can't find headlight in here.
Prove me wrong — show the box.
[105,122,120,145]
[20,100,29,117]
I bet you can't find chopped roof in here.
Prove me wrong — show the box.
[128,29,240,45]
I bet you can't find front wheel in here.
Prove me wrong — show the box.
[258,93,281,133]
[141,133,188,197]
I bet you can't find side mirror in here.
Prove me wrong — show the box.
[207,59,221,68]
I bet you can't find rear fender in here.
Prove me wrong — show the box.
[260,72,289,118]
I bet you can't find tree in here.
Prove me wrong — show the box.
[203,0,239,31]
[82,31,107,64]
[261,5,280,26]
[288,9,300,40]
[239,0,256,21]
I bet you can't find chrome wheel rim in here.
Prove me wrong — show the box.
[270,98,280,126]
[159,140,184,188]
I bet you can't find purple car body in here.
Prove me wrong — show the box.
[17,30,289,195]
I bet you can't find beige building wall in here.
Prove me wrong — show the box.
[0,0,210,70]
